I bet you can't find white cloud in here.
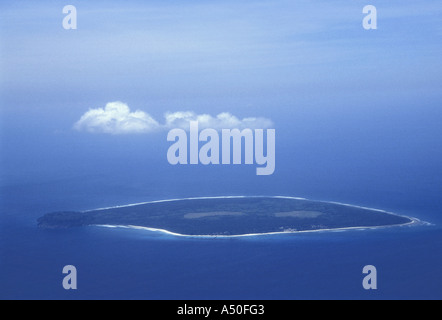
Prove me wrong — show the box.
[164,111,273,130]
[74,102,274,135]
[74,102,160,134]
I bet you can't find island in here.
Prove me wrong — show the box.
[37,196,415,237]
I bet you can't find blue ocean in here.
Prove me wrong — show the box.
[1,102,442,300]
[1,0,442,300]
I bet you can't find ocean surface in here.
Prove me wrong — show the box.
[1,170,442,300]
[1,99,442,300]
[1,0,442,300]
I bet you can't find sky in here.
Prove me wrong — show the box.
[1,0,441,111]
[1,0,442,204]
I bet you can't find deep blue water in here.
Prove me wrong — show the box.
[1,97,442,300]
[1,171,442,300]
[1,0,442,301]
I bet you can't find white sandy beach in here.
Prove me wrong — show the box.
[90,195,425,238]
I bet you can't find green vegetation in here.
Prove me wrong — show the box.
[37,197,412,236]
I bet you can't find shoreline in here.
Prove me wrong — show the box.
[84,195,397,216]
[84,195,426,238]
[85,194,415,220]
[94,217,423,238]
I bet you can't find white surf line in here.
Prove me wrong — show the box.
[273,196,428,227]
[83,196,249,212]
[95,217,422,239]
[86,195,427,238]
[86,195,419,223]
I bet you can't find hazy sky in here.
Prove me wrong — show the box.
[1,0,441,196]
[1,0,441,117]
